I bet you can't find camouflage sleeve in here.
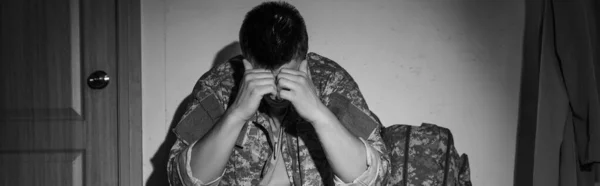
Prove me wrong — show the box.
[166,65,231,186]
[167,136,226,186]
[325,68,391,185]
[167,137,187,186]
[333,138,386,186]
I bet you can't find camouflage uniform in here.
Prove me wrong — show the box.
[167,52,390,186]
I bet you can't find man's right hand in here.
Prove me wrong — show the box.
[186,59,275,183]
[225,59,277,123]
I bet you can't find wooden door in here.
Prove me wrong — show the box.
[1,0,120,185]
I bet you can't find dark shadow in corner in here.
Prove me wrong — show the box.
[144,93,192,186]
[145,41,241,186]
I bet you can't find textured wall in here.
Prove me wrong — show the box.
[141,0,524,185]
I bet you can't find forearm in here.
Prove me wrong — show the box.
[189,113,245,182]
[312,106,368,183]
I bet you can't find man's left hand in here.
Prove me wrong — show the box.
[277,60,328,124]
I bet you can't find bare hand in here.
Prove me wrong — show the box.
[277,60,327,124]
[226,59,277,123]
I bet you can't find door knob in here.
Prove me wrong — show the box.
[87,71,110,89]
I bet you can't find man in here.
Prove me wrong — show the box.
[167,2,389,185]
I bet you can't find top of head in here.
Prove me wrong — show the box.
[239,1,309,71]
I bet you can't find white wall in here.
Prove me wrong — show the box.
[142,0,524,185]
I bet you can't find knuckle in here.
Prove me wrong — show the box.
[249,88,258,95]
[298,76,307,83]
[243,76,251,83]
[247,80,257,87]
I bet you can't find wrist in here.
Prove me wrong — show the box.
[221,109,249,129]
[311,104,336,128]
[225,106,251,121]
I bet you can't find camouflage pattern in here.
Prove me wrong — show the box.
[381,123,472,186]
[167,52,390,186]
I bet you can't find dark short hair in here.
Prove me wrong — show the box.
[239,1,308,70]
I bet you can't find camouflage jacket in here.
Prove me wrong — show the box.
[167,52,390,186]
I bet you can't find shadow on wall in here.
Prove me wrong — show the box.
[145,41,241,186]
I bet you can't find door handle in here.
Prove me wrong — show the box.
[87,71,110,89]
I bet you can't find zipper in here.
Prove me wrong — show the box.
[270,116,286,160]
[274,123,284,160]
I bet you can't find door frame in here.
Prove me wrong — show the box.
[116,0,142,185]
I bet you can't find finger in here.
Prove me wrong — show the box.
[245,69,271,74]
[278,89,295,101]
[254,84,278,97]
[277,73,305,84]
[299,60,309,74]
[243,59,253,70]
[248,77,276,87]
[277,77,300,91]
[300,60,312,80]
[279,68,306,77]
[245,72,275,81]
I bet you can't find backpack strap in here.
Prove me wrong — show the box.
[403,126,412,186]
[442,128,454,185]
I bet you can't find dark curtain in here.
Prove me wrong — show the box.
[552,0,600,168]
[515,0,600,185]
[553,0,600,185]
